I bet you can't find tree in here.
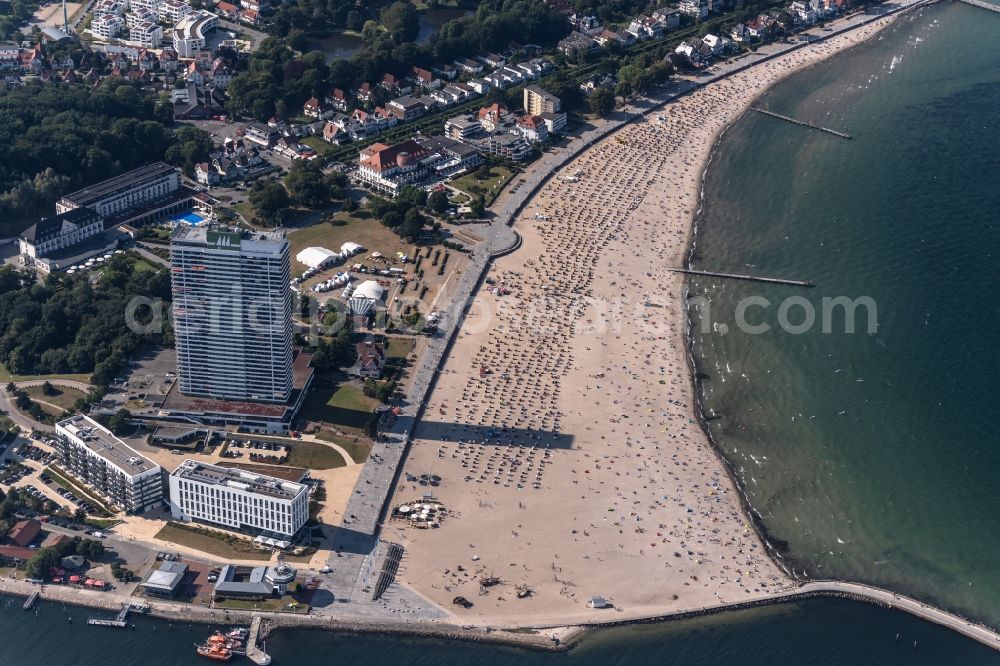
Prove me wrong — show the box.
[248,180,291,226]
[73,507,87,523]
[589,88,615,117]
[41,381,57,397]
[380,1,419,43]
[77,538,105,560]
[4,383,14,394]
[469,196,485,218]
[284,161,329,208]
[107,408,131,435]
[25,547,61,579]
[427,190,449,214]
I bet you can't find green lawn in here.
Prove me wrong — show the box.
[315,430,372,464]
[286,440,347,470]
[22,385,86,411]
[0,363,92,384]
[233,201,256,225]
[451,166,516,205]
[299,135,333,156]
[300,382,380,437]
[386,337,416,359]
[155,522,272,561]
[214,597,310,614]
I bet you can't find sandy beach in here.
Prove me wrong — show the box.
[387,14,905,627]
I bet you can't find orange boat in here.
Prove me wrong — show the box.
[195,643,233,662]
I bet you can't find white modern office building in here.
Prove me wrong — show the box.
[168,460,309,537]
[170,224,293,403]
[54,415,164,514]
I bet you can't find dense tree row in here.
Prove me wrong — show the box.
[0,257,172,385]
[0,81,211,232]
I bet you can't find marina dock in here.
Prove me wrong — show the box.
[670,268,815,287]
[22,591,39,610]
[959,0,1000,13]
[86,602,144,628]
[245,616,272,666]
[751,107,852,139]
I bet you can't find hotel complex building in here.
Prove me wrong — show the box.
[168,460,309,537]
[54,415,164,514]
[17,207,103,258]
[56,162,184,223]
[170,224,293,403]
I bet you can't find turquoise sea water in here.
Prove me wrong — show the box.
[690,0,1000,627]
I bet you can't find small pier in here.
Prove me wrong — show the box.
[245,616,272,666]
[751,107,852,139]
[87,602,132,628]
[959,0,1000,13]
[670,268,815,287]
[22,591,39,610]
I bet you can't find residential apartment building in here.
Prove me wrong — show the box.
[130,21,164,48]
[92,14,125,40]
[54,415,164,514]
[158,0,192,23]
[170,224,293,403]
[482,132,533,162]
[523,85,561,115]
[18,207,103,258]
[168,459,309,537]
[679,0,709,19]
[174,10,218,57]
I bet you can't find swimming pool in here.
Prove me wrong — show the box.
[172,212,205,225]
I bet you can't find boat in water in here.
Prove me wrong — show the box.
[195,643,233,662]
[226,627,249,641]
[208,631,242,649]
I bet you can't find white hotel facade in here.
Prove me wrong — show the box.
[168,460,308,537]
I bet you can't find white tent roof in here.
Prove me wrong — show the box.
[352,280,385,301]
[341,242,363,254]
[296,246,339,268]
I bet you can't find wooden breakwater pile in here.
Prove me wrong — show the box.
[670,268,815,287]
[751,107,852,139]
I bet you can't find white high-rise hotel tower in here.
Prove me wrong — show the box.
[170,225,292,403]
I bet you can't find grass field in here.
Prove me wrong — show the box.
[287,211,407,273]
[386,337,416,359]
[315,430,372,463]
[215,597,310,613]
[0,364,92,384]
[155,522,272,561]
[451,165,516,205]
[286,441,348,469]
[233,201,256,225]
[23,385,86,411]
[300,382,380,437]
[299,135,333,156]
